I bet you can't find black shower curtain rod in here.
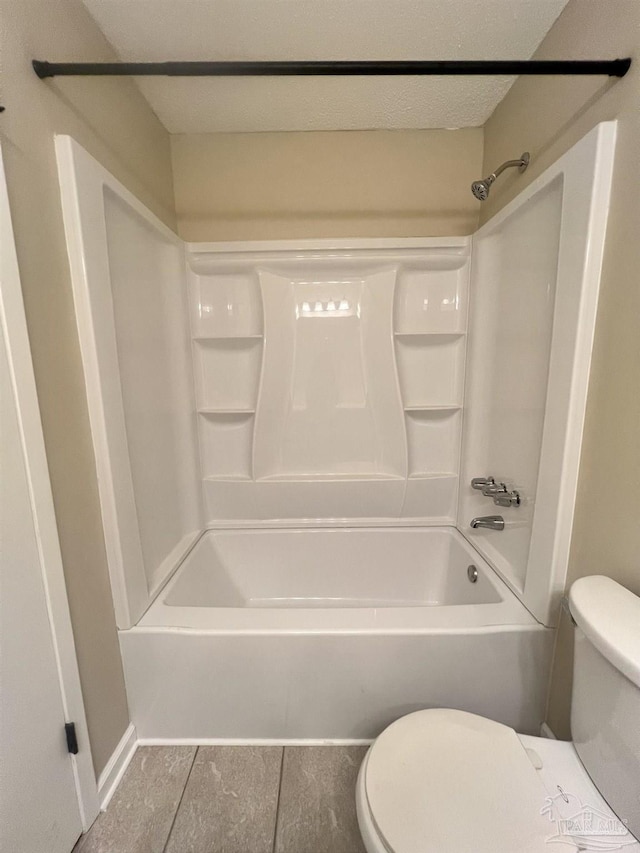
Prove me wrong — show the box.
[33,58,631,79]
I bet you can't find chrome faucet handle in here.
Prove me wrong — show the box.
[471,476,495,490]
[482,482,507,496]
[493,490,520,508]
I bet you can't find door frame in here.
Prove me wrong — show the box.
[0,145,100,829]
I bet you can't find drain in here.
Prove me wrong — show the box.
[467,565,478,583]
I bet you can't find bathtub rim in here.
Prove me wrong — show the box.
[136,525,542,632]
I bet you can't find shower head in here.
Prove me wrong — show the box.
[471,152,530,201]
[471,178,492,201]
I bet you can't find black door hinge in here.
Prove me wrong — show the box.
[65,722,79,755]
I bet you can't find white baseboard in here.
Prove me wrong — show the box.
[540,722,557,739]
[136,737,373,747]
[97,731,367,809]
[97,723,137,810]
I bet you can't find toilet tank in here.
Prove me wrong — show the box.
[569,575,640,840]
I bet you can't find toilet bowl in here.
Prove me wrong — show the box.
[357,576,640,853]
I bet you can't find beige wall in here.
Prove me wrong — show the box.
[171,129,483,241]
[481,0,640,737]
[0,0,176,775]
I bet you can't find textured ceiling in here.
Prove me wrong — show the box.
[81,0,570,133]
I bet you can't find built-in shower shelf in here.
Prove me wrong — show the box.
[256,472,405,482]
[193,334,263,342]
[204,474,253,483]
[193,336,262,412]
[393,332,465,340]
[408,472,458,480]
[395,332,465,411]
[198,408,255,416]
[403,405,461,412]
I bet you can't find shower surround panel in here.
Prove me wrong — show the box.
[187,243,469,523]
[56,127,615,740]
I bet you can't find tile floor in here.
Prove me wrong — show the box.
[74,745,368,853]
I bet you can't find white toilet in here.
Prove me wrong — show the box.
[357,575,640,853]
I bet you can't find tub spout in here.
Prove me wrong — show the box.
[470,515,504,531]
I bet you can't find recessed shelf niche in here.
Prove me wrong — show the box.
[198,412,255,480]
[394,261,468,335]
[404,409,462,478]
[190,269,263,338]
[395,336,465,408]
[393,257,468,485]
[193,338,262,411]
[188,261,265,484]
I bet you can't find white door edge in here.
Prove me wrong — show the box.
[0,145,100,829]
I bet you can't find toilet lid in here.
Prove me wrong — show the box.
[364,709,575,853]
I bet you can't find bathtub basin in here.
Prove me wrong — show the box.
[121,527,553,740]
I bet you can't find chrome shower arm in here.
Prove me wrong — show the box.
[489,154,530,181]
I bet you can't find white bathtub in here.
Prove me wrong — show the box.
[121,527,554,741]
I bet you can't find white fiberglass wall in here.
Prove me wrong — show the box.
[104,191,202,589]
[57,138,203,628]
[188,243,469,523]
[460,179,563,589]
[459,124,616,624]
[57,124,615,630]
